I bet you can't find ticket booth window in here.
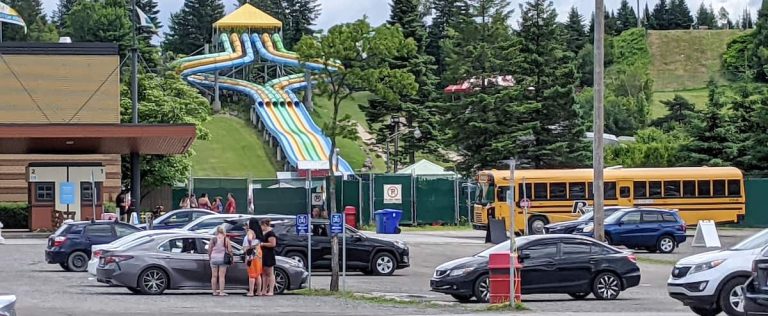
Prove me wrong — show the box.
[35,183,54,202]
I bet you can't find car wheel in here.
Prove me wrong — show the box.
[568,292,590,300]
[274,268,288,294]
[720,276,748,316]
[451,294,473,302]
[371,252,396,276]
[285,251,307,268]
[67,251,89,272]
[657,235,676,254]
[690,306,722,316]
[473,275,490,303]
[59,262,69,271]
[592,272,621,300]
[527,216,548,235]
[138,268,168,295]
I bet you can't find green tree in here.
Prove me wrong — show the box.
[362,0,441,166]
[615,0,638,33]
[514,0,588,168]
[137,0,162,29]
[642,3,651,27]
[653,94,696,130]
[426,0,469,83]
[240,0,285,22]
[668,0,694,29]
[295,19,417,291]
[750,0,768,82]
[649,0,669,30]
[695,2,717,29]
[283,0,321,48]
[53,0,78,30]
[722,31,757,80]
[163,0,225,55]
[119,72,211,195]
[564,6,586,55]
[606,127,688,167]
[682,82,736,167]
[0,0,57,42]
[65,0,131,55]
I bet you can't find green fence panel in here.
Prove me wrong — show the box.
[192,178,249,213]
[745,178,768,226]
[415,176,457,224]
[171,187,188,210]
[373,174,414,224]
[252,187,307,215]
[457,181,477,224]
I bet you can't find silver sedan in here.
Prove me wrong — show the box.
[96,232,307,295]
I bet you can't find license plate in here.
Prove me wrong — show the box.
[99,257,106,266]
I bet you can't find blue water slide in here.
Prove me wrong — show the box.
[181,33,254,78]
[250,34,333,72]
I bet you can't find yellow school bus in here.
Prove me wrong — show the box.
[472,167,745,234]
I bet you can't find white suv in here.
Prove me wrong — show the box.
[668,229,768,316]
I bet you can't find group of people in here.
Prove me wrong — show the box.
[180,193,237,214]
[208,218,278,297]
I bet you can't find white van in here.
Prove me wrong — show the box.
[668,229,768,316]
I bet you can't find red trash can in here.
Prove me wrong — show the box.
[344,206,357,228]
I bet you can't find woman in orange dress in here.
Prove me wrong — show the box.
[243,218,263,296]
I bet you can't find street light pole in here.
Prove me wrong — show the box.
[507,158,517,306]
[129,0,141,220]
[593,0,606,242]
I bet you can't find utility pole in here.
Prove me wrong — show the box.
[637,0,642,28]
[507,158,516,306]
[130,0,141,219]
[593,0,606,242]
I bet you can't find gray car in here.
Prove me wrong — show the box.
[96,232,307,295]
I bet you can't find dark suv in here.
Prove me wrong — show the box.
[745,246,768,315]
[272,220,410,276]
[45,220,141,272]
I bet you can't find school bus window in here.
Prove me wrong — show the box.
[605,182,617,199]
[683,180,696,197]
[664,181,681,197]
[728,180,741,197]
[534,183,548,200]
[649,181,662,198]
[620,186,630,198]
[497,186,509,202]
[697,180,711,196]
[569,182,586,199]
[634,181,647,198]
[550,183,567,200]
[713,180,726,197]
[518,183,533,199]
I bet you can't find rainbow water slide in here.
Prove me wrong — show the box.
[177,32,354,174]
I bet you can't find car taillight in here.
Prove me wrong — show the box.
[227,233,239,239]
[627,254,637,263]
[53,236,67,247]
[93,250,102,258]
[103,255,133,264]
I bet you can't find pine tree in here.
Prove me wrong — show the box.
[695,2,717,29]
[53,0,78,30]
[668,0,693,29]
[564,6,586,55]
[137,0,161,29]
[653,94,696,131]
[649,0,669,30]
[514,0,588,168]
[0,0,57,41]
[750,0,768,82]
[426,0,468,83]
[362,0,441,165]
[606,10,619,36]
[682,81,735,167]
[642,3,651,27]
[240,0,286,26]
[616,0,638,34]
[283,0,320,48]
[163,0,225,55]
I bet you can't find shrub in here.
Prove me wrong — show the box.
[0,203,30,229]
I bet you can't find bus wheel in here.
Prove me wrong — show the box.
[528,216,548,235]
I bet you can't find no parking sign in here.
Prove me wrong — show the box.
[383,184,402,204]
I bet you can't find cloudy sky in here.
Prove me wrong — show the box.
[37,0,760,36]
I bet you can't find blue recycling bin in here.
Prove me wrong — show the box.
[374,209,403,234]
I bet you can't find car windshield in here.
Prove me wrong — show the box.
[604,210,627,224]
[578,211,594,221]
[476,236,534,257]
[54,224,70,236]
[730,229,768,251]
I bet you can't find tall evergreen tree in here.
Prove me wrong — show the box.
[616,0,638,33]
[53,0,78,30]
[750,0,768,82]
[564,6,586,55]
[653,94,695,130]
[0,0,58,42]
[668,0,694,29]
[362,0,441,166]
[643,2,651,27]
[514,0,588,168]
[136,0,161,29]
[164,0,225,55]
[695,2,717,29]
[649,0,669,30]
[606,10,619,36]
[283,0,321,48]
[239,0,285,21]
[682,81,735,167]
[426,0,468,83]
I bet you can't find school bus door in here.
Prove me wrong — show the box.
[617,180,633,207]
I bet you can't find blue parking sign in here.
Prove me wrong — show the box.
[60,182,75,205]
[296,214,309,235]
[330,213,343,236]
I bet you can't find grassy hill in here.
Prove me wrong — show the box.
[648,30,744,117]
[190,115,278,178]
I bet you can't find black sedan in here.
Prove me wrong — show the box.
[544,206,627,234]
[745,247,768,315]
[272,219,410,276]
[430,234,641,303]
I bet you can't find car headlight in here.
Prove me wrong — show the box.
[449,267,475,277]
[690,259,726,275]
[394,240,407,249]
[582,225,593,233]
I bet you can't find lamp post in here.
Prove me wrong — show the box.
[385,116,421,173]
